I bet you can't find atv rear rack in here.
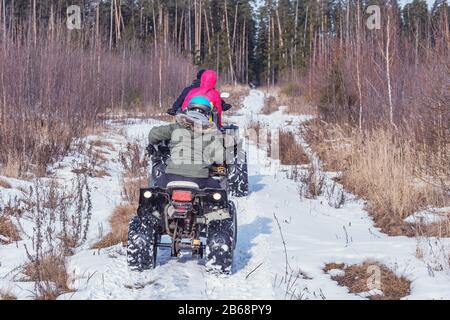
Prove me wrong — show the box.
[156,241,204,257]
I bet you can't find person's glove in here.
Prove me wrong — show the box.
[167,108,177,116]
[157,145,170,154]
[222,103,232,112]
[146,144,157,156]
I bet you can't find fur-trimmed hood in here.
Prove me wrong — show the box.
[175,112,217,132]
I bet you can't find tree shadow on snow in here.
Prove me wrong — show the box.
[153,217,273,274]
[233,216,272,273]
[249,175,266,193]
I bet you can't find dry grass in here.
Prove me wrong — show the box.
[261,96,279,115]
[324,261,411,300]
[0,23,195,179]
[219,84,250,111]
[89,140,116,151]
[304,120,448,236]
[0,215,20,244]
[119,142,150,205]
[0,290,17,300]
[297,165,326,199]
[411,219,450,238]
[93,142,148,249]
[70,142,112,179]
[23,252,73,300]
[0,178,12,189]
[279,131,310,166]
[92,204,137,249]
[263,85,317,115]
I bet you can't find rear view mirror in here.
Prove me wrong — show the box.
[220,92,230,99]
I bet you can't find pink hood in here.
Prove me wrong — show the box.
[200,70,217,90]
[181,69,223,126]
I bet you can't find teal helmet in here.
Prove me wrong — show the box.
[187,96,213,116]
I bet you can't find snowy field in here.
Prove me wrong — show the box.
[1,90,450,300]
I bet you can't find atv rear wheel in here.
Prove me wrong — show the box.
[205,218,235,275]
[228,149,249,197]
[127,216,158,271]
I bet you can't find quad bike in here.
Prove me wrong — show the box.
[127,181,237,274]
[127,94,247,273]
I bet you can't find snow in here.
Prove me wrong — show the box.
[404,207,450,225]
[1,89,450,300]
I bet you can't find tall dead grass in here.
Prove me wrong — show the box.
[93,142,148,249]
[219,84,250,113]
[279,131,310,166]
[0,215,20,244]
[304,120,448,236]
[23,251,73,300]
[262,83,316,115]
[119,142,150,205]
[92,204,137,249]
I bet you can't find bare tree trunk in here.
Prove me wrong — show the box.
[276,8,284,53]
[271,15,275,85]
[242,19,246,81]
[216,33,220,72]
[224,0,236,84]
[385,5,394,127]
[303,6,309,52]
[293,0,299,68]
[152,0,157,49]
[346,0,350,48]
[188,0,192,53]
[95,3,99,46]
[32,0,37,47]
[178,9,185,52]
[110,0,114,49]
[194,0,202,63]
[49,4,55,40]
[268,14,271,87]
[204,8,211,55]
[140,0,144,37]
[356,0,363,131]
[114,0,122,42]
[159,52,163,109]
[0,0,5,40]
[232,1,239,52]
[164,7,169,48]
[194,0,198,59]
[174,0,178,42]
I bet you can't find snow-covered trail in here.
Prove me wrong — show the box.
[56,89,450,300]
[3,90,448,299]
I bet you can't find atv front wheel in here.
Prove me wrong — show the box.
[205,219,235,275]
[127,216,158,271]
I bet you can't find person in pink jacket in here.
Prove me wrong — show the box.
[181,70,223,127]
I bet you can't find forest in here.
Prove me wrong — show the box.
[0,0,449,301]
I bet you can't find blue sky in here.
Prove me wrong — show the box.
[399,0,435,8]
[253,0,438,9]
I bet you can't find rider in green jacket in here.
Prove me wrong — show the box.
[148,96,224,189]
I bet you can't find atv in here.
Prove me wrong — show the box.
[127,181,237,274]
[127,94,247,273]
